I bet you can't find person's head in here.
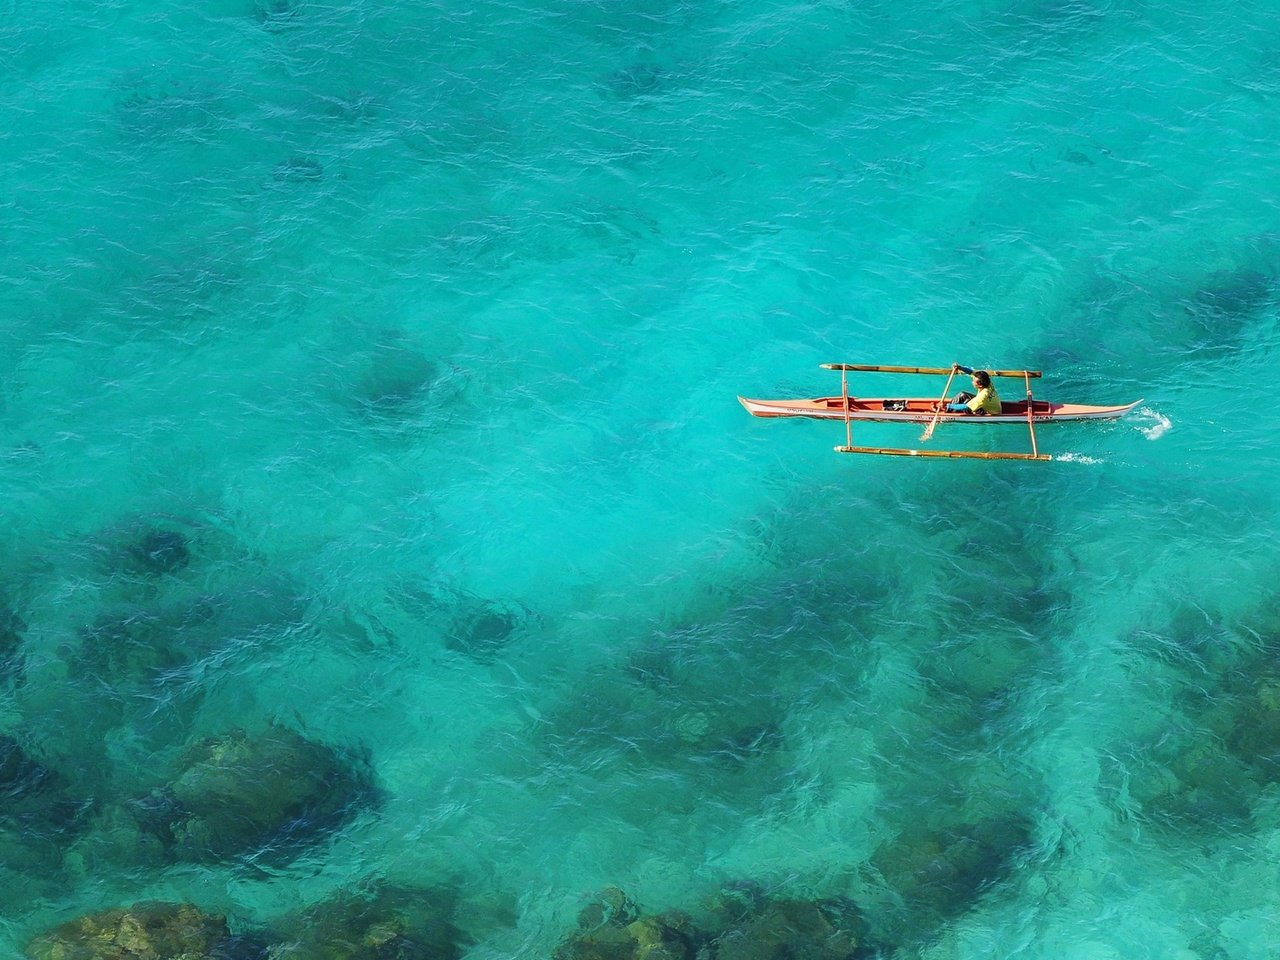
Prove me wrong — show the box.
[972,371,992,389]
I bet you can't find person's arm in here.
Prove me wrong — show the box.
[953,363,974,375]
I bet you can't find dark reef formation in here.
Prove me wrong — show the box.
[445,597,536,662]
[61,573,310,769]
[129,724,376,863]
[554,888,704,960]
[1,599,25,681]
[867,815,1033,941]
[1180,267,1274,350]
[384,584,541,664]
[21,884,466,960]
[24,902,232,960]
[1114,595,1280,829]
[124,527,192,575]
[704,887,871,960]
[549,835,1031,960]
[265,882,466,960]
[0,736,92,883]
[90,519,196,581]
[353,338,442,420]
[69,567,308,702]
[554,886,874,960]
[17,825,1032,960]
[78,601,214,679]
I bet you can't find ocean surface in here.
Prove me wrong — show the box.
[3,0,1280,957]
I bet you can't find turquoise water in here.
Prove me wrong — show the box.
[4,0,1280,956]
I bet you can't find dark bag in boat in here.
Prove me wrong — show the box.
[883,400,907,411]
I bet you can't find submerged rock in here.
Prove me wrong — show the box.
[603,63,668,100]
[267,882,465,960]
[134,725,375,862]
[575,887,640,930]
[1,601,25,678]
[1227,677,1280,775]
[275,156,325,182]
[708,895,868,960]
[623,646,677,690]
[60,802,169,879]
[127,528,191,574]
[870,815,1032,935]
[0,736,89,835]
[210,932,273,960]
[1191,269,1272,323]
[76,573,306,682]
[445,599,536,662]
[707,722,784,767]
[24,901,230,960]
[78,606,188,678]
[255,0,303,30]
[90,520,194,578]
[354,342,440,419]
[1159,740,1254,825]
[1164,265,1277,357]
[554,888,702,960]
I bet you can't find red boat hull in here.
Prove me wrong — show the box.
[737,396,1142,423]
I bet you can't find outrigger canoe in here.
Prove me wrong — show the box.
[738,396,1142,423]
[739,363,1142,462]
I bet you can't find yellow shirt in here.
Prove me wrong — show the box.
[967,385,1001,415]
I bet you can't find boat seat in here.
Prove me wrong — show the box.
[999,401,1051,415]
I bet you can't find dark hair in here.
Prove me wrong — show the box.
[973,371,992,389]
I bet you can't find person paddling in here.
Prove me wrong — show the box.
[943,364,1001,415]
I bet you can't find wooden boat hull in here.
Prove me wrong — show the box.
[737,396,1143,423]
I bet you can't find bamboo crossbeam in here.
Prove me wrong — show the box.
[834,445,1052,462]
[1023,371,1040,459]
[821,364,1042,378]
[840,366,852,449]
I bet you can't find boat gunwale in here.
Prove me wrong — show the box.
[738,396,1143,424]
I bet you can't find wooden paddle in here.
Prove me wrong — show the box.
[1023,371,1040,459]
[921,365,959,441]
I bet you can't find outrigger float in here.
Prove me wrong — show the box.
[739,364,1142,462]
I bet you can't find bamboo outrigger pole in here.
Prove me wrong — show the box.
[834,445,1052,461]
[822,364,1042,378]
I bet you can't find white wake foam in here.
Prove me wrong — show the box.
[1135,407,1171,440]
